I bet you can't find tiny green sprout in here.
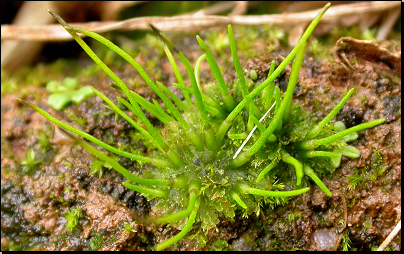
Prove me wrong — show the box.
[17,3,387,250]
[89,159,110,179]
[212,239,229,251]
[266,27,285,52]
[346,149,387,187]
[64,109,87,126]
[340,230,352,251]
[287,211,302,222]
[64,207,83,231]
[123,221,137,233]
[371,149,387,175]
[361,28,377,41]
[89,233,104,251]
[36,129,52,152]
[20,148,43,175]
[46,77,93,110]
[346,168,365,190]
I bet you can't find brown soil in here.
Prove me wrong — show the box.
[1,33,401,251]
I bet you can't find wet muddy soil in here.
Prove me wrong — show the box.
[1,27,401,251]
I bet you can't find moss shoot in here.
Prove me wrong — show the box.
[18,3,385,250]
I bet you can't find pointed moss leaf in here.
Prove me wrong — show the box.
[70,86,94,104]
[89,160,105,178]
[64,207,83,231]
[199,205,219,230]
[285,103,314,143]
[340,145,360,158]
[210,186,227,200]
[47,93,71,110]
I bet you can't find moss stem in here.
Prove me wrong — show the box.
[256,157,280,182]
[155,182,199,223]
[305,88,355,139]
[116,94,174,124]
[196,35,236,112]
[156,81,186,111]
[261,60,276,111]
[237,183,310,197]
[172,82,225,118]
[303,163,332,197]
[91,87,164,151]
[155,196,201,250]
[61,127,171,186]
[161,43,192,106]
[122,183,170,197]
[228,25,248,98]
[299,150,340,158]
[230,190,247,209]
[274,86,282,133]
[280,149,304,186]
[194,53,206,91]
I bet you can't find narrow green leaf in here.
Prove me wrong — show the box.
[237,183,310,197]
[156,81,186,111]
[217,2,331,143]
[91,87,164,152]
[306,88,355,139]
[228,25,247,98]
[17,99,170,169]
[280,149,304,186]
[303,163,332,197]
[230,190,247,209]
[196,35,235,111]
[155,197,201,250]
[122,183,170,197]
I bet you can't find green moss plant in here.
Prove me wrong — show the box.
[17,3,386,250]
[20,149,43,175]
[89,232,104,251]
[64,207,83,231]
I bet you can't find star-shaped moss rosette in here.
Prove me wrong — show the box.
[18,3,386,250]
[46,77,93,110]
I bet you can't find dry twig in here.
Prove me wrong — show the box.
[1,1,400,42]
[376,220,401,251]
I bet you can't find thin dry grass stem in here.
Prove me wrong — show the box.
[181,1,243,17]
[376,220,401,251]
[376,8,401,40]
[335,193,348,233]
[2,1,400,41]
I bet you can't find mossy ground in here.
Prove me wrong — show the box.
[1,24,401,250]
